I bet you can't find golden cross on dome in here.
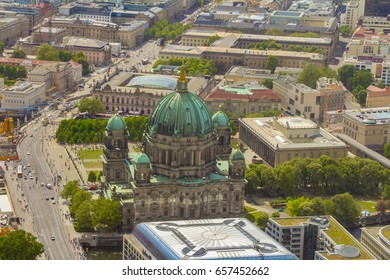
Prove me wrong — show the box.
[178,57,186,83]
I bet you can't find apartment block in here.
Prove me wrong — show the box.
[360,225,390,260]
[266,216,375,260]
[0,81,45,110]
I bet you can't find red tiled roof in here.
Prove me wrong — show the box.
[367,86,390,97]
[206,87,281,102]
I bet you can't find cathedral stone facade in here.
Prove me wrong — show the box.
[102,69,246,232]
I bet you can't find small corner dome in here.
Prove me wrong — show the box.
[212,111,229,128]
[106,115,127,131]
[229,148,245,161]
[135,153,151,165]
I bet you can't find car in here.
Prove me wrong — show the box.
[30,134,33,137]
[33,127,37,131]
[46,197,49,201]
[51,196,55,200]
[27,163,30,167]
[29,175,33,180]
[27,151,30,155]
[50,235,55,241]
[41,183,44,187]
[88,185,97,191]
[23,165,27,170]
[46,183,52,189]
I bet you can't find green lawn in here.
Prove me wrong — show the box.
[244,211,267,223]
[244,206,257,213]
[77,149,103,160]
[82,161,103,169]
[357,200,377,212]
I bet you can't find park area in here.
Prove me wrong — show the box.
[77,149,103,172]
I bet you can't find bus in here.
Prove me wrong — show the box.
[17,165,22,178]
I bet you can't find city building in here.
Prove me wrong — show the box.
[342,55,384,79]
[363,0,390,17]
[0,57,47,71]
[123,218,299,260]
[59,2,112,23]
[345,1,364,28]
[366,85,390,108]
[45,17,148,48]
[347,27,390,57]
[0,15,30,45]
[93,73,208,115]
[101,69,246,232]
[123,0,183,23]
[0,81,45,110]
[223,66,279,85]
[316,77,347,122]
[181,29,334,58]
[28,61,78,94]
[265,216,376,260]
[341,107,390,153]
[289,0,335,17]
[362,15,390,34]
[31,27,69,45]
[159,45,325,71]
[360,225,390,260]
[205,83,282,117]
[238,116,348,166]
[62,37,111,66]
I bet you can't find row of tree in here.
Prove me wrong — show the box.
[56,116,148,144]
[11,50,27,58]
[36,44,90,75]
[246,40,324,55]
[61,181,122,232]
[153,57,217,76]
[0,64,27,80]
[265,28,319,38]
[245,156,390,197]
[144,19,191,41]
[285,193,362,227]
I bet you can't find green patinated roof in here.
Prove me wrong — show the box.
[106,115,127,131]
[212,111,230,128]
[149,88,214,137]
[135,153,151,165]
[229,148,245,161]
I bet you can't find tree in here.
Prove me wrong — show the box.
[88,171,97,183]
[256,212,269,228]
[60,180,79,200]
[265,28,284,36]
[11,50,27,58]
[92,198,123,231]
[297,63,321,89]
[352,85,367,105]
[58,50,73,62]
[327,193,361,227]
[78,98,104,115]
[262,79,273,89]
[69,189,92,215]
[72,51,90,75]
[352,70,373,91]
[286,197,310,216]
[207,35,221,46]
[340,25,354,37]
[229,120,238,135]
[0,230,44,260]
[74,201,94,232]
[265,56,278,74]
[376,200,390,212]
[337,65,356,91]
[36,44,59,61]
[0,42,4,56]
[381,184,390,199]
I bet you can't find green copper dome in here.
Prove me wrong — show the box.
[135,153,151,165]
[229,148,245,161]
[148,70,213,137]
[212,111,230,128]
[107,115,127,131]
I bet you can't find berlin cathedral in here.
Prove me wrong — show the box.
[102,69,246,232]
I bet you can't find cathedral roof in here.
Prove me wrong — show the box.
[148,67,214,137]
[106,114,127,131]
[135,153,151,165]
[229,148,245,161]
[212,111,230,128]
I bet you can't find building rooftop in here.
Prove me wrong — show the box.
[127,75,177,90]
[344,107,390,126]
[62,37,108,49]
[239,116,346,150]
[128,218,298,260]
[271,216,375,260]
[2,81,44,94]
